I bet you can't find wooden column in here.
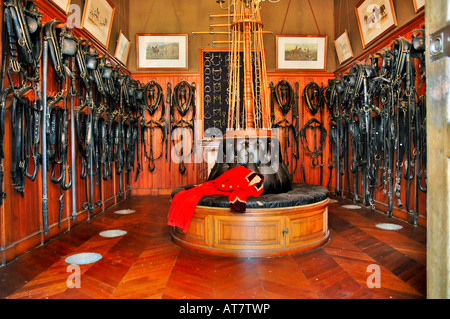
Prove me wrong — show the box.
[426,0,450,299]
[243,8,254,129]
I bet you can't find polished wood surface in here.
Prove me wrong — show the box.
[171,199,330,257]
[0,194,425,299]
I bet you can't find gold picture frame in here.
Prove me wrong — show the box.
[355,0,398,48]
[334,30,354,64]
[276,34,328,71]
[136,33,188,70]
[81,0,115,48]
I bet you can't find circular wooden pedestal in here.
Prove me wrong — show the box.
[171,198,330,258]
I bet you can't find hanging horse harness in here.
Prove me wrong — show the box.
[170,80,196,174]
[269,79,299,176]
[301,81,327,184]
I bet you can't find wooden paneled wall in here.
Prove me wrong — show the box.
[1,1,131,265]
[130,14,427,228]
[130,71,334,192]
[130,73,202,196]
[267,72,334,187]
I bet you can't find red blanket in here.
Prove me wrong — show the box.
[167,166,264,233]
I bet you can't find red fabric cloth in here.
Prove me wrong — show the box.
[167,166,264,233]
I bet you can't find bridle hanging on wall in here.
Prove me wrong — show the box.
[270,80,299,176]
[142,80,166,172]
[170,80,196,175]
[321,29,427,225]
[1,0,43,206]
[304,81,325,116]
[43,20,76,227]
[301,80,327,184]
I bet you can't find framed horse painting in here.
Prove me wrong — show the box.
[334,30,354,64]
[355,0,397,48]
[80,0,115,48]
[276,35,327,71]
[114,30,131,66]
[136,33,188,70]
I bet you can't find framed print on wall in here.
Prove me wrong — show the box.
[276,35,328,71]
[114,30,131,66]
[49,0,71,15]
[81,0,115,48]
[355,0,397,48]
[334,30,354,64]
[136,33,188,70]
[413,0,425,12]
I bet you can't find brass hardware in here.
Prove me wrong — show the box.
[192,31,231,35]
[430,25,450,62]
[210,23,231,28]
[209,13,236,19]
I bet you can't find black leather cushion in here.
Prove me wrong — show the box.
[208,136,292,195]
[171,183,328,209]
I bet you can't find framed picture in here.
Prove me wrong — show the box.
[114,30,131,66]
[49,0,71,14]
[81,0,115,48]
[276,35,328,71]
[334,30,354,64]
[136,33,188,70]
[413,0,425,12]
[355,0,397,48]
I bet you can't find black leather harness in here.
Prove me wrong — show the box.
[142,80,166,172]
[301,81,327,184]
[323,31,426,224]
[269,80,299,176]
[170,80,196,174]
[1,0,42,204]
[43,20,76,227]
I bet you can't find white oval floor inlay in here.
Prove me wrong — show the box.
[342,204,362,209]
[99,230,127,238]
[65,253,102,265]
[114,209,135,215]
[376,223,403,231]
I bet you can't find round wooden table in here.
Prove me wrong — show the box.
[171,183,330,258]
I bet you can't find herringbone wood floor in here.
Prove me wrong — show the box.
[0,195,426,299]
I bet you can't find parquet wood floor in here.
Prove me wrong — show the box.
[0,195,426,299]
